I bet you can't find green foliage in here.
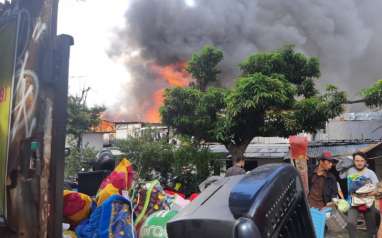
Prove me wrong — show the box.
[160,87,226,142]
[67,88,105,148]
[172,142,220,195]
[116,135,174,183]
[187,45,224,91]
[64,141,97,180]
[239,45,320,97]
[293,85,346,133]
[215,73,296,151]
[263,85,346,136]
[116,135,220,195]
[226,73,296,115]
[162,45,346,160]
[361,80,382,108]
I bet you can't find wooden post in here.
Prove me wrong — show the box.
[0,0,71,237]
[289,136,309,196]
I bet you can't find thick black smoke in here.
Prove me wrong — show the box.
[107,0,382,120]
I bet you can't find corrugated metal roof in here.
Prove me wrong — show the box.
[340,112,382,121]
[209,143,290,158]
[209,140,382,159]
[308,144,373,158]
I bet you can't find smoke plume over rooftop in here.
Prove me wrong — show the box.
[106,0,382,122]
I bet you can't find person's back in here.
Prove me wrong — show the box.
[225,165,245,177]
[226,157,245,177]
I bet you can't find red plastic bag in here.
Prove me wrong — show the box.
[289,136,309,195]
[289,136,308,160]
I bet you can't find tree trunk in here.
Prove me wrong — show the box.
[225,138,252,162]
[198,80,207,92]
[76,134,82,149]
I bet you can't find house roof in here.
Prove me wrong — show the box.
[338,112,382,121]
[91,120,115,133]
[359,143,382,159]
[209,139,382,159]
[114,121,143,124]
[308,143,374,158]
[114,121,164,126]
[209,143,289,159]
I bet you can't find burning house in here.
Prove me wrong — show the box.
[115,121,169,140]
[80,120,169,150]
[82,120,116,150]
[91,61,190,149]
[85,0,382,179]
[103,62,193,124]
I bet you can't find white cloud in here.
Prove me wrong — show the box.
[57,0,131,107]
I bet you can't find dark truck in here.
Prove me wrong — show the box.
[81,158,316,237]
[77,150,316,237]
[167,163,316,238]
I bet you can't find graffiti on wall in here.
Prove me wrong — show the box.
[11,20,46,142]
[1,1,64,235]
[0,14,18,220]
[0,87,6,102]
[11,52,39,141]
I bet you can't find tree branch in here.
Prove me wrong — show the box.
[78,87,91,105]
[346,99,365,104]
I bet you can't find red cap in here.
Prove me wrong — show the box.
[319,151,337,162]
[323,151,332,159]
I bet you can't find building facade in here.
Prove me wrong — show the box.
[80,120,170,150]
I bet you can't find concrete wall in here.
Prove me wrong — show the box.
[115,123,142,140]
[82,133,105,150]
[115,123,169,140]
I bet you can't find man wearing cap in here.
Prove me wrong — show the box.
[308,151,338,209]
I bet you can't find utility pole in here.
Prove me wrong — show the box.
[0,0,72,237]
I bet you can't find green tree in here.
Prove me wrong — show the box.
[360,79,382,108]
[160,87,226,142]
[239,45,320,97]
[186,45,224,91]
[116,134,174,183]
[161,46,346,160]
[343,79,382,133]
[116,134,220,195]
[215,73,297,158]
[67,87,105,148]
[64,141,97,179]
[172,140,219,195]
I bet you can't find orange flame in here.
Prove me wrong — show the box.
[144,62,192,123]
[152,62,190,87]
[144,89,164,123]
[91,120,116,133]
